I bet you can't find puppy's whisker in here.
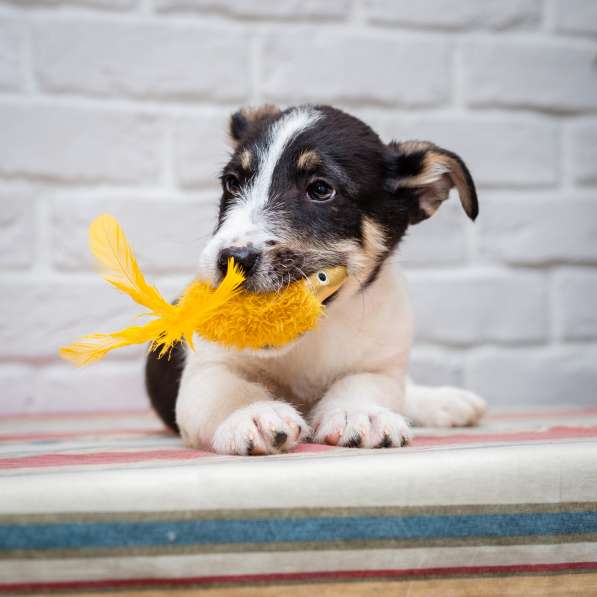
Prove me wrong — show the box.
[296,266,309,282]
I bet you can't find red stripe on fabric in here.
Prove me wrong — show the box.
[0,409,152,421]
[2,426,596,470]
[0,428,172,442]
[0,445,335,470]
[291,443,335,453]
[1,561,595,592]
[414,426,597,447]
[4,427,596,447]
[4,427,596,444]
[0,449,211,469]
[0,432,326,444]
[0,429,170,442]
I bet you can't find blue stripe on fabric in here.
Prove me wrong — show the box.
[1,512,596,551]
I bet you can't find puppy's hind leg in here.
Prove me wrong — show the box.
[402,380,486,428]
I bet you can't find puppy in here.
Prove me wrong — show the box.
[146,104,486,455]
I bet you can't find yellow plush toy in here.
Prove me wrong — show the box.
[60,214,347,366]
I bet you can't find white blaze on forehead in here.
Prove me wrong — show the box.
[244,107,321,210]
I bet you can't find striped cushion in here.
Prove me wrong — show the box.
[1,408,596,594]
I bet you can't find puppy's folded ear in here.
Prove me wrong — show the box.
[386,140,478,224]
[229,104,281,145]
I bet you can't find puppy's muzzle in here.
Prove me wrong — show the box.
[217,246,261,277]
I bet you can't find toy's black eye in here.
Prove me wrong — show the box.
[307,179,335,202]
[224,174,241,195]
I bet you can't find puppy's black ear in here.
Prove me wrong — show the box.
[229,104,281,145]
[386,140,478,224]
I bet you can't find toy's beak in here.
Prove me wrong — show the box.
[306,266,348,303]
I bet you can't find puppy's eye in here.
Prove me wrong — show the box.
[307,179,335,202]
[224,174,241,195]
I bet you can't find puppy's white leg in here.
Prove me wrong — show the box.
[310,373,412,448]
[403,381,486,427]
[176,364,309,455]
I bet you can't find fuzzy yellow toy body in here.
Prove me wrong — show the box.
[60,215,347,366]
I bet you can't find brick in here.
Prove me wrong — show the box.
[375,115,558,187]
[551,0,597,35]
[409,347,464,387]
[37,363,147,412]
[0,274,189,360]
[0,20,24,91]
[462,40,597,112]
[173,112,231,188]
[398,199,468,267]
[0,366,36,414]
[0,102,163,184]
[156,0,351,19]
[0,280,149,359]
[408,271,549,345]
[261,32,450,107]
[477,195,597,265]
[51,197,217,274]
[468,347,597,407]
[0,191,35,269]
[553,270,597,341]
[364,0,541,30]
[568,120,597,185]
[33,20,250,101]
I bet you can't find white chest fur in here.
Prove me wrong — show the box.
[211,266,415,408]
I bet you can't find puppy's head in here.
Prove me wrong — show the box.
[199,104,478,296]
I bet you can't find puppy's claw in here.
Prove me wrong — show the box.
[272,431,288,448]
[344,433,362,448]
[377,434,393,448]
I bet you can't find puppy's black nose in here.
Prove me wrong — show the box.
[218,246,261,276]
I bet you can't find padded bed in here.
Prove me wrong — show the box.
[1,407,596,595]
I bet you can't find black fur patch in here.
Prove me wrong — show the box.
[145,342,185,432]
[390,144,427,179]
[229,111,249,143]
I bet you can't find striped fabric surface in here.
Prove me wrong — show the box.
[1,408,596,595]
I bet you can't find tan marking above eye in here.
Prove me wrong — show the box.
[239,149,252,171]
[297,150,320,171]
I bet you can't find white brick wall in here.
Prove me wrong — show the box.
[0,0,595,414]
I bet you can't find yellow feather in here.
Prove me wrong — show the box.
[60,215,347,366]
[59,335,137,367]
[89,214,171,315]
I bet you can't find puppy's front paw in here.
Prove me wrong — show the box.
[212,401,310,455]
[411,387,486,427]
[312,405,412,449]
